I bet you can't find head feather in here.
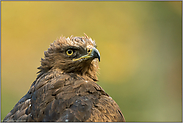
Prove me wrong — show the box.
[37,34,99,81]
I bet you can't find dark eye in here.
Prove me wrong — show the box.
[87,48,92,54]
[66,49,74,56]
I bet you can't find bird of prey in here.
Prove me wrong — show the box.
[3,34,125,122]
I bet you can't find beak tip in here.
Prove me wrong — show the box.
[92,47,100,62]
[98,57,100,62]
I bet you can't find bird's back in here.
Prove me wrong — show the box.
[3,69,125,122]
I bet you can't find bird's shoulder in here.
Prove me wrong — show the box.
[28,69,109,121]
[3,69,124,122]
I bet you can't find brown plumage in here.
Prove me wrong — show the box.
[3,34,125,122]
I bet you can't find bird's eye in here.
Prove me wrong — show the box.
[87,48,92,54]
[66,49,74,56]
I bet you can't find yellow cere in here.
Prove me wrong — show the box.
[73,48,93,61]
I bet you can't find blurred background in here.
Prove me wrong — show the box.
[1,1,182,122]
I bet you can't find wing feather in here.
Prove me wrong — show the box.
[3,70,125,122]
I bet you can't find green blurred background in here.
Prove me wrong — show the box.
[1,1,182,122]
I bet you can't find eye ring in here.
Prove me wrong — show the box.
[87,48,92,54]
[66,49,74,56]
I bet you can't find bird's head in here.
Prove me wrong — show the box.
[38,34,100,81]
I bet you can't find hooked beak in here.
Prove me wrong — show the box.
[73,47,100,62]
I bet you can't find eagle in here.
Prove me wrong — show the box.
[3,34,125,122]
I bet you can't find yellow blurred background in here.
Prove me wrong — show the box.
[1,1,182,122]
